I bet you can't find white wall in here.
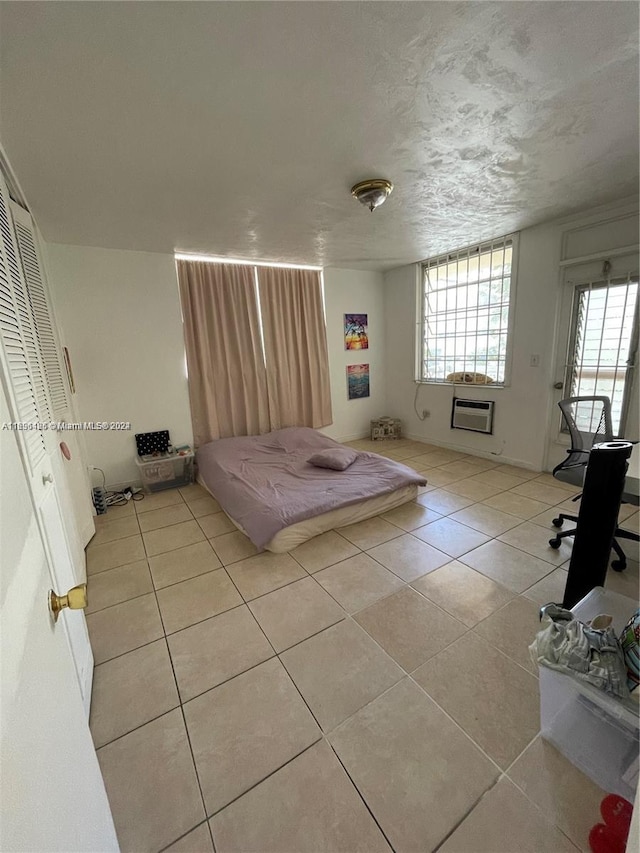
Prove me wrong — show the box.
[45,251,386,485]
[321,268,387,442]
[384,222,561,470]
[384,199,639,471]
[45,244,193,488]
[46,205,635,484]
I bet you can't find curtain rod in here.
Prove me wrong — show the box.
[174,252,322,271]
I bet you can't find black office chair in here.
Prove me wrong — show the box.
[549,395,638,572]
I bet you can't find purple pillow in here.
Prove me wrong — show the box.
[308,447,358,471]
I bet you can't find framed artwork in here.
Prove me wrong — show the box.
[344,313,369,350]
[347,363,370,400]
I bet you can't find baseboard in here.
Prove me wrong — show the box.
[336,430,540,470]
[105,479,143,493]
[402,431,540,471]
[334,432,371,443]
[108,433,539,487]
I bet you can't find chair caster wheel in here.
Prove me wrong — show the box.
[552,518,563,528]
[611,559,627,573]
[549,537,561,549]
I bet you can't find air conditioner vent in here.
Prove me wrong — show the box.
[451,398,494,434]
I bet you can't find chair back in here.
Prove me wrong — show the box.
[554,396,614,473]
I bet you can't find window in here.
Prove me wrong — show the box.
[564,275,638,435]
[176,256,331,445]
[419,235,516,385]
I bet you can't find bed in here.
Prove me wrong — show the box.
[196,427,426,553]
[195,427,427,553]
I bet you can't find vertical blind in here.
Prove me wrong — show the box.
[566,275,638,435]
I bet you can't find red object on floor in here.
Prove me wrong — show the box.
[589,794,634,853]
[600,794,634,840]
[589,823,626,853]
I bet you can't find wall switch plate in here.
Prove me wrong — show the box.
[530,354,540,367]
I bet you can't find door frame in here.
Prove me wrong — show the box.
[543,206,640,472]
[0,171,94,711]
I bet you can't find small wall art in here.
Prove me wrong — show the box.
[344,313,369,350]
[347,363,370,400]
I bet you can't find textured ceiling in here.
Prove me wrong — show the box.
[0,1,638,271]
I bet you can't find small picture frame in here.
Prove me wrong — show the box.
[344,314,369,350]
[347,363,370,400]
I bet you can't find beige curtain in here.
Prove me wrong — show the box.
[258,267,332,429]
[177,261,269,446]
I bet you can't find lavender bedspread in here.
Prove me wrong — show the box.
[196,427,427,548]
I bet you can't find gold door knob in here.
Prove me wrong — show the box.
[49,583,88,622]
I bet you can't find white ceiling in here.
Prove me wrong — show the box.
[1,1,638,271]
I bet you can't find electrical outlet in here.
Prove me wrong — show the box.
[530,354,540,367]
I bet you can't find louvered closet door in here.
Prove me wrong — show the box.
[0,182,49,474]
[12,204,69,419]
[0,172,93,713]
[10,200,95,562]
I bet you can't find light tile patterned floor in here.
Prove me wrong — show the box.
[85,439,639,853]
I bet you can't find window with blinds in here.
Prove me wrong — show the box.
[564,275,638,435]
[419,235,516,385]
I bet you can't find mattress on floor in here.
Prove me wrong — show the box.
[195,427,426,551]
[201,481,418,553]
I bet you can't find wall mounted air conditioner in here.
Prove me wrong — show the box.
[451,398,494,434]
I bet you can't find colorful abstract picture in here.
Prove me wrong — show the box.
[344,314,369,350]
[347,363,370,400]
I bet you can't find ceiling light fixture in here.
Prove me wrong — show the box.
[351,179,394,212]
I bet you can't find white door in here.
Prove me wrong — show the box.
[11,199,95,563]
[0,172,94,710]
[545,251,639,471]
[0,380,118,852]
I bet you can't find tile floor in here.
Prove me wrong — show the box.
[85,439,640,853]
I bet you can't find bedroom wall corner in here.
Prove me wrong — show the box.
[44,243,193,489]
[382,231,560,472]
[382,198,639,471]
[320,267,388,443]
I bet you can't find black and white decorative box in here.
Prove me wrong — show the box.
[370,417,402,441]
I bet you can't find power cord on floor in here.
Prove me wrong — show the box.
[92,467,145,506]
